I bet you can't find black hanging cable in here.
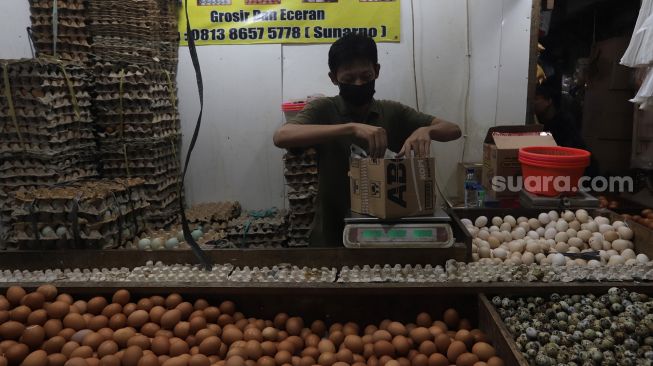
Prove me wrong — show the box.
[178,0,213,270]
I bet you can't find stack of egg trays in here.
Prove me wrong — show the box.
[88,0,166,67]
[155,0,181,75]
[0,58,97,247]
[29,0,91,63]
[283,148,318,247]
[186,201,242,245]
[92,61,181,229]
[226,209,289,248]
[9,178,149,250]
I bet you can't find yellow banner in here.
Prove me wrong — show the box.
[179,0,400,45]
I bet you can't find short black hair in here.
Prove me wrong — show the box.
[328,33,378,74]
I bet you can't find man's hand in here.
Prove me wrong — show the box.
[350,123,387,158]
[398,126,431,157]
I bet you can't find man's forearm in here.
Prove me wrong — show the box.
[428,118,462,142]
[273,123,353,148]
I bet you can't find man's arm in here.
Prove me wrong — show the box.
[273,123,389,158]
[398,118,462,157]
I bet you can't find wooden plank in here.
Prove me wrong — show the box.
[0,246,467,270]
[478,294,528,366]
[1,282,652,296]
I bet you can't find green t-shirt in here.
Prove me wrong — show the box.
[287,95,434,246]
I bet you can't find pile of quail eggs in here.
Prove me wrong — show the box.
[493,288,653,365]
[462,210,649,266]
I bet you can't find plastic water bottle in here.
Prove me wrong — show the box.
[464,169,477,207]
[475,184,485,208]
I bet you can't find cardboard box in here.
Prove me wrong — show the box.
[482,125,557,198]
[349,157,435,219]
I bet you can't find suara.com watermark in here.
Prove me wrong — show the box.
[491,176,634,193]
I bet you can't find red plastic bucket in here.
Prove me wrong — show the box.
[518,146,591,197]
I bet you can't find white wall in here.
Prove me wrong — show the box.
[0,0,533,210]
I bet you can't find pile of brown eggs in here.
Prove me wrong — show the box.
[622,209,653,230]
[0,286,505,366]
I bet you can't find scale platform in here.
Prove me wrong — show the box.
[520,189,599,209]
[343,208,455,248]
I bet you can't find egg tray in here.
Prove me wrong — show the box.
[185,201,242,224]
[228,265,337,282]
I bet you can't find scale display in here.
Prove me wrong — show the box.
[343,223,454,248]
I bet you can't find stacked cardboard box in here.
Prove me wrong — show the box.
[9,178,148,249]
[283,149,318,247]
[0,59,97,248]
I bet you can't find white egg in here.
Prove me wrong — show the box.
[577,230,592,242]
[491,216,503,227]
[554,232,569,243]
[500,223,512,232]
[587,260,601,267]
[478,240,490,249]
[611,239,629,252]
[585,221,599,232]
[528,218,541,230]
[468,227,479,236]
[608,255,626,265]
[472,253,480,262]
[151,237,164,250]
[621,248,636,260]
[603,231,620,242]
[599,224,613,234]
[527,230,539,240]
[489,225,500,232]
[493,248,508,259]
[461,218,473,226]
[550,253,566,266]
[544,228,557,240]
[56,226,68,238]
[607,249,619,257]
[517,216,528,224]
[501,230,513,242]
[612,221,625,229]
[555,242,570,253]
[478,229,490,240]
[536,227,545,237]
[478,246,491,258]
[575,209,589,223]
[472,244,479,253]
[617,226,634,240]
[568,237,584,249]
[508,240,524,252]
[599,250,610,261]
[525,241,542,254]
[548,210,560,221]
[569,220,581,231]
[512,227,526,240]
[475,216,488,228]
[574,259,587,266]
[503,215,517,227]
[555,219,569,232]
[568,247,580,253]
[602,240,612,251]
[566,229,577,238]
[562,210,575,222]
[637,254,650,263]
[538,212,551,225]
[594,216,610,226]
[535,253,546,263]
[545,222,556,230]
[518,222,531,231]
[493,258,503,264]
[521,252,535,265]
[625,259,638,266]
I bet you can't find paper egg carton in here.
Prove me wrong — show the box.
[29,0,90,63]
[7,178,148,249]
[226,210,289,247]
[185,201,242,224]
[283,148,318,247]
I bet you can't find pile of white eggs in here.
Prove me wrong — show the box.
[461,210,650,266]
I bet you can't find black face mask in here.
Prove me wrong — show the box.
[338,80,375,106]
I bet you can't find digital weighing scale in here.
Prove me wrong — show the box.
[519,189,599,209]
[342,208,455,248]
